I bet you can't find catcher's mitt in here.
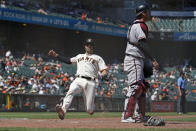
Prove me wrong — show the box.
[143,116,165,126]
[143,59,153,78]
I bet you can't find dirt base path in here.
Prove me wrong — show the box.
[0,115,196,129]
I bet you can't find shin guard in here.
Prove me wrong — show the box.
[124,85,143,119]
[138,93,146,117]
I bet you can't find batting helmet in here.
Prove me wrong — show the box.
[135,4,150,17]
[83,38,95,46]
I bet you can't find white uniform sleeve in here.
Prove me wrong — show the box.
[70,54,79,63]
[97,56,107,71]
[135,24,146,41]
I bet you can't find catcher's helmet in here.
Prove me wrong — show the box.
[135,4,150,17]
[84,38,95,46]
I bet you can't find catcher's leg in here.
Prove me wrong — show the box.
[123,56,144,121]
[138,92,146,120]
[121,97,129,121]
[134,101,140,118]
[124,85,143,119]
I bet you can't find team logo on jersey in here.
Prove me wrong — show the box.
[78,57,95,64]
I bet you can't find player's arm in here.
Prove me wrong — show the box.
[138,39,153,60]
[99,57,109,80]
[138,39,159,69]
[136,23,159,69]
[48,50,72,64]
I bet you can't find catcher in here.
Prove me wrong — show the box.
[123,3,159,123]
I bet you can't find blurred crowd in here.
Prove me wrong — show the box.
[0,50,125,99]
[0,50,196,102]
[0,0,127,28]
[148,64,196,101]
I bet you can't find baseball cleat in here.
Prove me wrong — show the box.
[121,117,136,123]
[56,104,65,120]
[135,117,142,123]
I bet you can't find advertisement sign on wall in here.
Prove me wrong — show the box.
[0,7,127,37]
[174,32,196,41]
[151,101,175,112]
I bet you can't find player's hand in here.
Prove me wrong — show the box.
[48,50,58,57]
[152,60,159,70]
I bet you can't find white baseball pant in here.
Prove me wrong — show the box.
[61,77,96,114]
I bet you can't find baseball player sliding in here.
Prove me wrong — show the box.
[122,3,159,123]
[48,38,108,120]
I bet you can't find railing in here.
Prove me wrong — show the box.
[0,93,124,112]
[1,93,196,112]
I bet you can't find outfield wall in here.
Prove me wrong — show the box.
[0,93,196,112]
[0,93,124,112]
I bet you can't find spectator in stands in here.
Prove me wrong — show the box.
[24,98,31,109]
[151,89,159,101]
[5,50,12,60]
[0,0,6,8]
[96,17,102,23]
[0,57,6,72]
[37,8,48,15]
[159,88,169,101]
[81,12,87,20]
[98,88,105,110]
[26,0,48,15]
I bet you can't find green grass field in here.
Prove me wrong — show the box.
[0,112,196,131]
[0,112,196,121]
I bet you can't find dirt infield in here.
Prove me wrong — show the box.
[0,115,196,129]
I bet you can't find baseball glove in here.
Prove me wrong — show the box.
[143,59,153,78]
[143,116,165,126]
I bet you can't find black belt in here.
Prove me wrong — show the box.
[77,75,95,81]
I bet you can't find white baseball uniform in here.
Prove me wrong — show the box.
[61,53,107,114]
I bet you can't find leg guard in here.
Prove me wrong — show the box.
[138,93,146,118]
[124,85,143,119]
